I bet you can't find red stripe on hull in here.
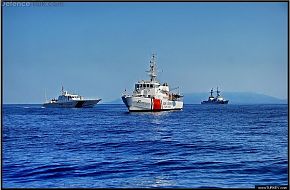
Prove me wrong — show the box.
[153,99,161,110]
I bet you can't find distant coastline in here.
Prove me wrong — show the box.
[3,92,287,105]
[105,92,287,105]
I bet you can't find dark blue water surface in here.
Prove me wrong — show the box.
[2,104,288,188]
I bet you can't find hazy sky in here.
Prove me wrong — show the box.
[3,2,288,103]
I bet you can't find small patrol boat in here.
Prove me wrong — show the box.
[122,54,183,112]
[43,87,101,108]
[201,87,229,104]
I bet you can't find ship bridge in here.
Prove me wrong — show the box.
[59,90,83,101]
[135,81,160,91]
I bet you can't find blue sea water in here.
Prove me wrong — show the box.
[2,104,288,188]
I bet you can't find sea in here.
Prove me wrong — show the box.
[2,104,288,188]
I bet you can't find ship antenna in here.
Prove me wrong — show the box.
[45,89,47,103]
[217,86,220,96]
[147,53,157,82]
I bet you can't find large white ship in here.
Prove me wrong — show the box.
[122,54,183,112]
[43,87,101,108]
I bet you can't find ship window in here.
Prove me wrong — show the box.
[150,84,153,88]
[142,84,145,88]
[147,84,149,88]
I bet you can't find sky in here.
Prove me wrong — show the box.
[3,2,288,103]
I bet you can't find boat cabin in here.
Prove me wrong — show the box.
[58,90,83,101]
[134,82,160,91]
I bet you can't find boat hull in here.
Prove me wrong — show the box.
[122,96,183,112]
[43,99,101,108]
[201,100,229,104]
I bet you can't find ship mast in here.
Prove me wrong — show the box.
[216,86,220,97]
[45,89,47,103]
[147,53,157,82]
[210,88,213,97]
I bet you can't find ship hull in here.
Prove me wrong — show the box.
[43,99,101,108]
[122,96,183,112]
[201,100,229,104]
